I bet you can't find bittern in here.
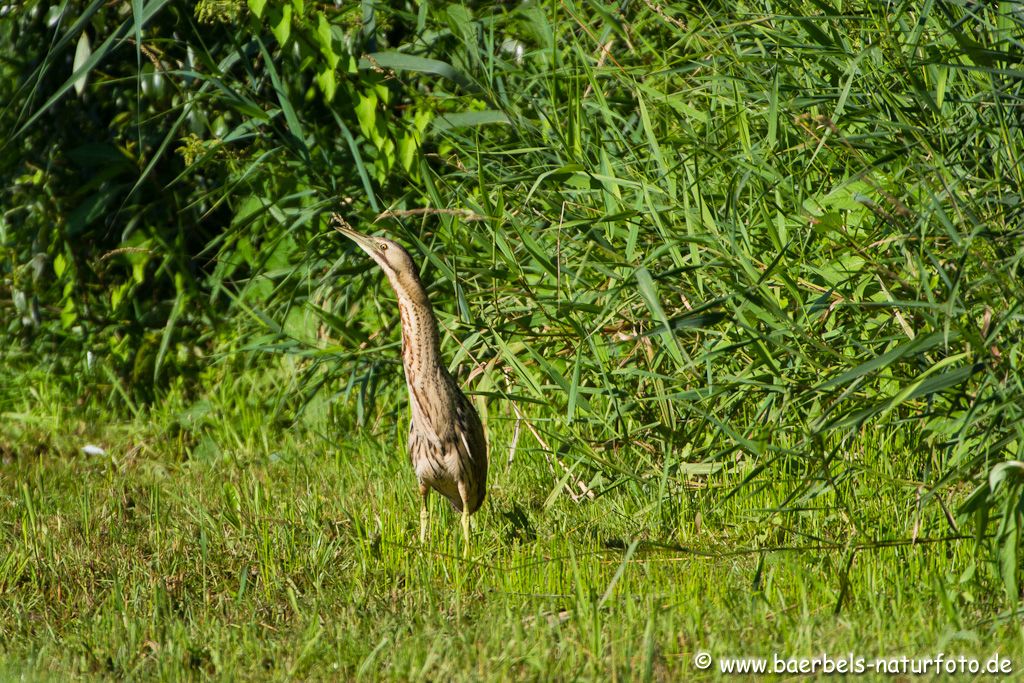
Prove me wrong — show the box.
[333,214,488,557]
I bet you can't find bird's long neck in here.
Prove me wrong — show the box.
[387,271,447,388]
[388,272,462,445]
[384,268,459,444]
[397,297,444,383]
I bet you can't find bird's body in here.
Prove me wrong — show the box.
[400,294,487,515]
[333,215,487,554]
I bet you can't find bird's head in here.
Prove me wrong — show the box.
[334,216,427,304]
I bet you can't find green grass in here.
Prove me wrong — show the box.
[1,371,1021,680]
[4,0,1024,679]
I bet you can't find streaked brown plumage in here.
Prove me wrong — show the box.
[333,214,487,556]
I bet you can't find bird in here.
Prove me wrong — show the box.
[332,214,488,557]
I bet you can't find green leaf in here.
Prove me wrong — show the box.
[67,186,124,236]
[316,65,336,102]
[635,267,686,370]
[316,12,339,69]
[256,37,306,157]
[60,297,77,329]
[53,253,67,278]
[247,0,266,18]
[72,31,92,96]
[397,133,416,172]
[110,282,131,310]
[154,272,186,381]
[271,4,292,45]
[329,110,379,211]
[431,110,509,132]
[354,91,379,144]
[358,52,476,91]
[815,331,955,391]
[998,507,1020,602]
[990,461,1024,491]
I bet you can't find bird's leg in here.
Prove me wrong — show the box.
[419,481,429,545]
[458,481,471,558]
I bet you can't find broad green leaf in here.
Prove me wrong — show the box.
[271,4,291,45]
[53,253,67,278]
[316,12,339,69]
[316,65,336,102]
[354,91,378,143]
[247,0,266,18]
[397,133,416,172]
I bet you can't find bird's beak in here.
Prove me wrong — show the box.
[332,215,379,260]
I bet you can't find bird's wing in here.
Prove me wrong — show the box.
[407,384,444,448]
[453,394,487,464]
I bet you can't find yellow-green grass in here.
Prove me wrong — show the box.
[1,378,1018,680]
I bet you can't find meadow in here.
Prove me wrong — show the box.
[3,382,1020,679]
[2,0,1024,679]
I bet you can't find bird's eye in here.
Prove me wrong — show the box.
[378,243,388,251]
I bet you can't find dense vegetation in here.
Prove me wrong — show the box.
[3,0,1024,678]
